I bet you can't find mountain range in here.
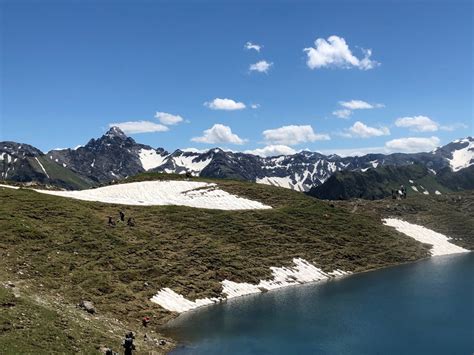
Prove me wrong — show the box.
[1,127,473,195]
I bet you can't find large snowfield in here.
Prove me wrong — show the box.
[34,180,272,210]
[383,218,469,256]
[150,258,350,313]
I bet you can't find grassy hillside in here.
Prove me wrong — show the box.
[1,173,470,353]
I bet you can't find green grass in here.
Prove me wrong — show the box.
[2,173,469,352]
[0,284,119,354]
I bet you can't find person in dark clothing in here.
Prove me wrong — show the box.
[142,316,150,327]
[119,211,125,222]
[122,332,135,355]
[107,216,116,227]
[127,217,135,227]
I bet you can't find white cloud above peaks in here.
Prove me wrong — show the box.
[263,125,330,146]
[304,35,379,70]
[108,121,169,134]
[345,121,390,138]
[204,98,246,111]
[191,124,246,145]
[155,112,184,125]
[249,60,273,73]
[245,41,262,52]
[385,136,440,153]
[339,100,384,110]
[395,115,439,132]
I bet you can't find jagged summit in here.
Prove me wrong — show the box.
[104,126,127,139]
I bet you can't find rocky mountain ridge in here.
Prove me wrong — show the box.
[1,128,473,192]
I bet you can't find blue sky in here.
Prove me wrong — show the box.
[1,0,472,156]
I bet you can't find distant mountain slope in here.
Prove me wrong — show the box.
[0,142,94,189]
[3,129,473,192]
[308,163,474,200]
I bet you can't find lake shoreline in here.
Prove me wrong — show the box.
[162,251,464,354]
[163,252,472,354]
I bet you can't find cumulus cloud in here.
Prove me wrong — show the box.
[263,125,330,146]
[154,112,184,125]
[204,98,246,111]
[344,121,390,138]
[339,100,384,110]
[108,121,169,134]
[304,35,379,70]
[249,60,273,73]
[395,115,439,132]
[245,145,296,157]
[385,136,440,153]
[245,41,262,52]
[332,109,352,119]
[191,124,246,145]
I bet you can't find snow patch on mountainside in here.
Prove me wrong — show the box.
[448,139,474,172]
[0,184,19,189]
[171,155,212,175]
[150,258,350,313]
[34,180,271,210]
[383,218,469,256]
[139,148,168,170]
[34,157,49,178]
[257,176,295,190]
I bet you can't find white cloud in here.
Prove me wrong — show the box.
[249,60,273,73]
[251,103,260,109]
[191,124,246,145]
[304,35,379,70]
[204,98,246,111]
[244,41,262,52]
[263,125,330,146]
[154,112,184,125]
[108,121,168,134]
[385,136,440,153]
[345,121,390,138]
[395,115,439,132]
[332,109,352,119]
[245,145,296,157]
[339,100,384,110]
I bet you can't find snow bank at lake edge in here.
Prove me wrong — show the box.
[383,218,469,256]
[150,258,350,313]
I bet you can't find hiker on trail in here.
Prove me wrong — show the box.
[142,316,150,327]
[119,211,125,222]
[104,347,117,355]
[122,332,135,355]
[107,216,116,227]
[400,185,407,199]
[127,217,135,227]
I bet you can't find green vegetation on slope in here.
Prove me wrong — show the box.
[33,156,96,190]
[0,284,120,354]
[334,191,474,250]
[2,173,469,352]
[308,164,474,200]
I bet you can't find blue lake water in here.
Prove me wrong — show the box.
[165,254,473,355]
